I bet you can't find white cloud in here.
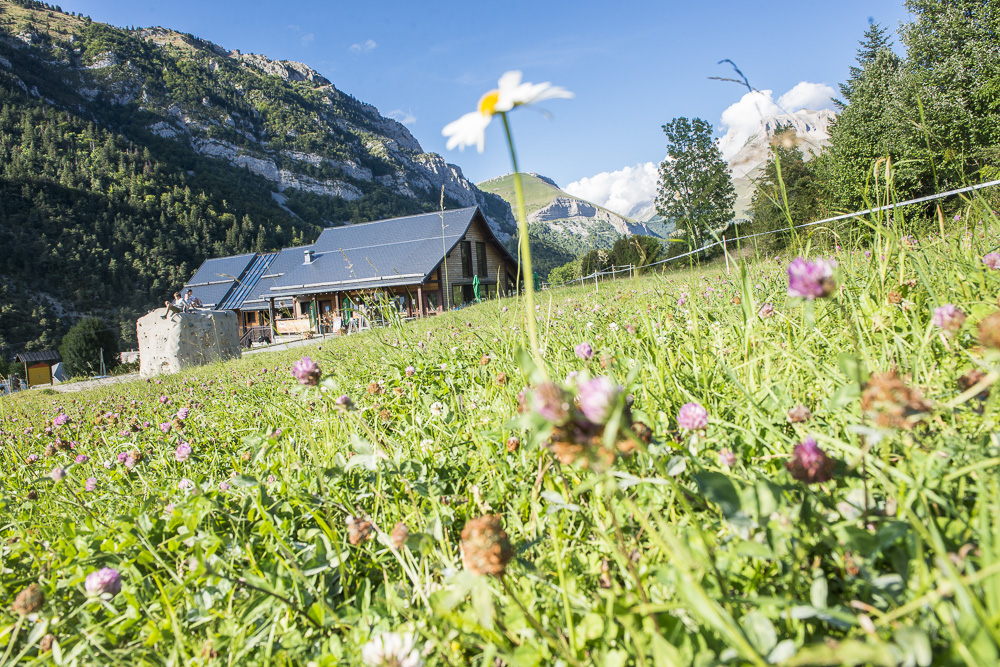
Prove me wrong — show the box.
[777,81,837,112]
[565,162,660,219]
[717,82,836,161]
[349,39,377,55]
[301,33,315,47]
[387,109,417,125]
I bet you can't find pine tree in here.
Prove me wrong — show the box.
[819,47,903,210]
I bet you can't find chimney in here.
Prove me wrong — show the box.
[304,249,315,264]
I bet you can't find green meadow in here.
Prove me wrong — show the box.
[4,210,1000,666]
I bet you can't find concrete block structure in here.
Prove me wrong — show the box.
[137,309,241,378]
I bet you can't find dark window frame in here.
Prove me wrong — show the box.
[476,241,487,277]
[461,241,473,277]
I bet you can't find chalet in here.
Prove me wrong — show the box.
[182,206,518,341]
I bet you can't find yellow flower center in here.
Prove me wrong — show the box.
[478,90,500,116]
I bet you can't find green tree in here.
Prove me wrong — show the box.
[547,259,580,286]
[836,22,894,109]
[819,45,903,210]
[58,317,119,377]
[608,235,663,273]
[894,0,1000,191]
[751,128,823,248]
[656,117,735,256]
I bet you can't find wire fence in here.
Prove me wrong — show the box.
[542,179,1000,290]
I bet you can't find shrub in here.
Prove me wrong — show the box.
[58,317,120,377]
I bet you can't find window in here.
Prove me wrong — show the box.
[461,241,473,277]
[452,284,476,307]
[477,242,487,277]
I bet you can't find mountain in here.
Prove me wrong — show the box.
[477,172,666,276]
[727,109,834,219]
[0,0,515,354]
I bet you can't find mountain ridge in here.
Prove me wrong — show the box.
[0,0,515,352]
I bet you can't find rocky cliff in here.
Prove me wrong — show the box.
[0,2,515,239]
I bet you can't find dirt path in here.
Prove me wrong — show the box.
[48,373,141,394]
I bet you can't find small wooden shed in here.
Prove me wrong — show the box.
[16,350,62,387]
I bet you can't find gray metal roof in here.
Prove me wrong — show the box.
[16,350,61,364]
[217,252,276,311]
[183,253,257,308]
[241,245,312,311]
[267,207,489,297]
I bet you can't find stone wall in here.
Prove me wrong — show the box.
[137,309,241,378]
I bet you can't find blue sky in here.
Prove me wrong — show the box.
[69,0,912,212]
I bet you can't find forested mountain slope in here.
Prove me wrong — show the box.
[0,0,515,353]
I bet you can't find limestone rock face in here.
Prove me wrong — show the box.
[137,309,241,378]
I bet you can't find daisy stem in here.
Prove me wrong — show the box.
[500,112,544,372]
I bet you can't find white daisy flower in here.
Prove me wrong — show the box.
[361,631,423,667]
[442,70,573,153]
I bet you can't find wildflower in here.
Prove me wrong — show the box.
[390,522,409,550]
[677,402,709,431]
[49,466,66,482]
[25,454,39,465]
[495,371,508,386]
[787,437,836,484]
[786,258,837,299]
[888,291,902,305]
[429,401,446,417]
[932,304,966,334]
[335,394,354,411]
[84,567,122,598]
[53,414,70,426]
[178,478,195,491]
[442,70,573,153]
[75,454,89,464]
[291,357,321,386]
[978,311,1000,349]
[480,354,491,365]
[176,407,189,420]
[957,368,990,399]
[361,631,423,667]
[159,422,171,433]
[347,516,373,545]
[983,253,1000,270]
[506,436,520,453]
[861,370,932,429]
[40,634,55,653]
[175,443,192,462]
[718,448,736,468]
[12,584,45,616]
[461,514,515,577]
[159,395,169,404]
[218,481,231,491]
[574,342,594,360]
[405,366,415,377]
[367,381,384,395]
[532,383,573,424]
[757,303,775,319]
[787,404,812,423]
[85,477,98,492]
[577,377,620,424]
